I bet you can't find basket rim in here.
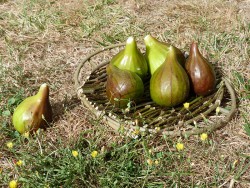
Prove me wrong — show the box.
[73,43,237,137]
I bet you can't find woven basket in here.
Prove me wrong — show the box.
[74,43,237,137]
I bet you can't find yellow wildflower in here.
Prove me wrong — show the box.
[22,132,29,138]
[16,160,23,166]
[155,127,161,132]
[72,150,79,157]
[216,107,220,115]
[154,160,159,165]
[91,151,98,158]
[9,180,18,188]
[133,129,140,135]
[176,143,184,151]
[147,159,153,166]
[200,133,208,141]
[6,142,13,149]
[183,102,190,109]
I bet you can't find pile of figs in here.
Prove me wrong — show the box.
[12,35,216,134]
[106,35,216,108]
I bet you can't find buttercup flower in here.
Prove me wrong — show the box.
[91,151,98,158]
[72,150,78,157]
[22,132,29,138]
[9,180,18,188]
[200,133,208,141]
[16,160,23,166]
[133,128,140,135]
[6,142,14,149]
[176,143,184,151]
[154,160,159,165]
[216,107,220,115]
[147,159,153,166]
[155,127,161,131]
[183,102,190,109]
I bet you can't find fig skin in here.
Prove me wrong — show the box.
[144,34,185,75]
[111,36,148,79]
[185,42,216,96]
[150,46,190,107]
[12,84,53,134]
[106,64,144,108]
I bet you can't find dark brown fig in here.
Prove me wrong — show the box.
[144,34,186,75]
[150,45,190,107]
[111,36,148,79]
[106,64,144,108]
[185,42,216,96]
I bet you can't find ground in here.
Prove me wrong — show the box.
[0,0,249,187]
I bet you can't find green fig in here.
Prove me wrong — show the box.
[185,42,216,96]
[144,34,186,75]
[150,45,190,107]
[111,36,148,79]
[12,83,53,134]
[106,64,144,108]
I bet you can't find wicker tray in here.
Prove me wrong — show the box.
[74,43,237,137]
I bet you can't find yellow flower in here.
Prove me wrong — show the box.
[176,143,184,151]
[91,151,98,158]
[9,180,18,188]
[6,142,14,149]
[183,102,190,109]
[22,132,29,138]
[154,160,159,165]
[147,159,153,166]
[133,129,140,135]
[16,160,23,166]
[216,107,220,115]
[155,127,160,132]
[72,150,79,157]
[200,133,208,141]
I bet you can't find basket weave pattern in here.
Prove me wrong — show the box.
[74,44,237,137]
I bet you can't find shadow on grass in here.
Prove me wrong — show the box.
[50,96,81,123]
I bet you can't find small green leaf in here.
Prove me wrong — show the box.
[2,110,11,116]
[243,123,250,137]
[8,97,16,105]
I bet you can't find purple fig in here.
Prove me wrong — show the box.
[185,42,216,96]
[106,64,144,108]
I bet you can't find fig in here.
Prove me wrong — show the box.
[111,36,148,79]
[144,34,185,75]
[106,64,144,108]
[185,42,216,96]
[150,45,190,107]
[12,83,53,134]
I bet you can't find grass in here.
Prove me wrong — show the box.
[0,0,250,187]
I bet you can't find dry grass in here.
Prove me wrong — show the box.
[0,0,249,187]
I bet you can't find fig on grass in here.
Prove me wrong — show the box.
[106,64,144,108]
[185,42,216,96]
[150,45,190,107]
[111,36,148,79]
[144,34,185,75]
[12,83,52,134]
